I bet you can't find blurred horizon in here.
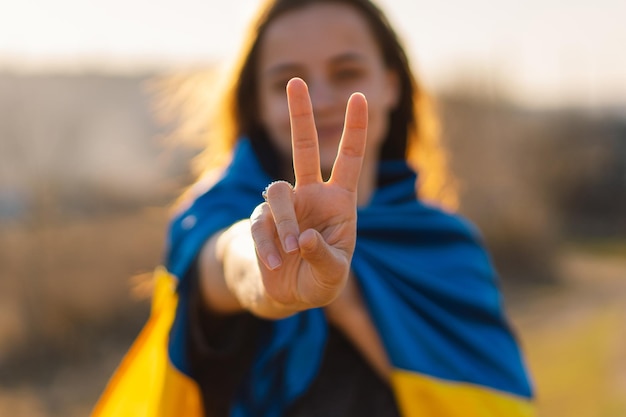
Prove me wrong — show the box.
[1,1,625,416]
[1,0,625,110]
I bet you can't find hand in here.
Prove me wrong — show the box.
[250,77,368,310]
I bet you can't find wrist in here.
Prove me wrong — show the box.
[219,220,301,319]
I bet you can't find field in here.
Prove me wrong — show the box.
[0,72,624,416]
[2,209,625,416]
[510,248,626,416]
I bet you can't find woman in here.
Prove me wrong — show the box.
[93,0,534,416]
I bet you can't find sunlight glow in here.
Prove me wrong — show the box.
[1,0,624,108]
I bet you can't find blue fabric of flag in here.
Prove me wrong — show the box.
[164,139,533,417]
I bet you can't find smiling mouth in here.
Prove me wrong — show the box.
[316,125,344,144]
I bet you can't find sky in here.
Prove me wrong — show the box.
[1,0,625,109]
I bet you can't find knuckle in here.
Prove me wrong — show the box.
[254,237,274,252]
[274,217,298,232]
[250,213,273,239]
[339,139,365,158]
[293,134,317,150]
[250,220,269,238]
[251,203,270,223]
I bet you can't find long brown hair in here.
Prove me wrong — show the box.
[173,0,457,208]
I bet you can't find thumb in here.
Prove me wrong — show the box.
[298,228,349,287]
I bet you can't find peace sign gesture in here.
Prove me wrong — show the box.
[250,77,368,312]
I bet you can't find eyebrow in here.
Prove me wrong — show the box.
[264,52,368,77]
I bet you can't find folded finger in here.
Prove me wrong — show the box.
[250,203,282,270]
[329,92,368,192]
[264,180,300,253]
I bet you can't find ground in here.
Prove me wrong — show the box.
[0,208,624,416]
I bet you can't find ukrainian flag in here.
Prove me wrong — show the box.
[93,139,534,417]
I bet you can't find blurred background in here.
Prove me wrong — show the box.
[1,0,625,415]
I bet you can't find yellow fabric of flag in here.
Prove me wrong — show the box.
[91,267,203,417]
[391,369,535,417]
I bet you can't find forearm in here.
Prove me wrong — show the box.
[199,219,390,378]
[198,219,300,319]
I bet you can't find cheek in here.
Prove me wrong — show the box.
[365,100,392,151]
[259,93,293,156]
[363,71,398,150]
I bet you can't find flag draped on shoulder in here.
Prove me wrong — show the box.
[91,267,203,417]
[93,139,534,417]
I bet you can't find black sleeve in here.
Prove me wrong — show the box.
[185,259,263,417]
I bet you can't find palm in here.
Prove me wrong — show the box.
[276,182,357,305]
[251,78,368,310]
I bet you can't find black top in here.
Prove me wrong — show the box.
[185,262,401,417]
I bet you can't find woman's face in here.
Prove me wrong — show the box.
[256,2,399,178]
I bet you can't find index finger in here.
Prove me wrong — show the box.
[329,92,368,192]
[286,78,322,186]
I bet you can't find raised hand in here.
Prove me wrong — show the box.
[250,77,368,310]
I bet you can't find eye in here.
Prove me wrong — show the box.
[270,78,291,93]
[332,67,365,83]
[267,72,306,94]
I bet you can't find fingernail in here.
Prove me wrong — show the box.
[285,235,299,253]
[268,254,282,270]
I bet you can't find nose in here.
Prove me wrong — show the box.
[307,76,338,115]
